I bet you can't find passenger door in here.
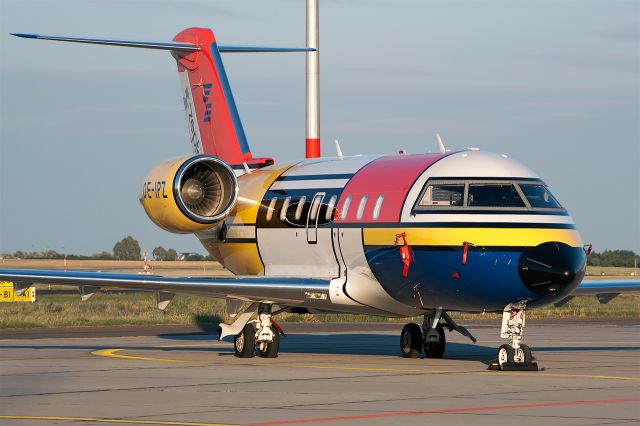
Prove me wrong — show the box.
[306,192,325,244]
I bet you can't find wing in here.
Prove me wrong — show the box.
[0,269,330,307]
[568,279,640,305]
[573,279,640,295]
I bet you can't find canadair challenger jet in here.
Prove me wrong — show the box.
[2,28,638,370]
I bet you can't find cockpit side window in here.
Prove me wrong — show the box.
[418,184,464,206]
[519,184,562,209]
[467,184,525,208]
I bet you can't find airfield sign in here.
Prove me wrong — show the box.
[0,281,36,303]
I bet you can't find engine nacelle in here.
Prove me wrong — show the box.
[140,155,238,233]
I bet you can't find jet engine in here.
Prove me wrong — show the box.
[140,155,238,233]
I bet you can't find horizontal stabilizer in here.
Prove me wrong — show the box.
[10,33,314,54]
[218,46,314,52]
[10,33,200,52]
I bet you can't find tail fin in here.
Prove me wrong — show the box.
[11,30,312,166]
[173,28,252,164]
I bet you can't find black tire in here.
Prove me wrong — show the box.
[234,322,256,358]
[257,326,280,358]
[497,344,514,368]
[423,324,446,359]
[400,323,422,358]
[516,344,533,363]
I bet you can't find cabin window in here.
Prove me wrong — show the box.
[280,196,291,221]
[265,197,277,221]
[419,184,464,206]
[356,195,368,220]
[519,184,562,209]
[372,194,384,220]
[467,184,525,208]
[325,195,338,221]
[294,196,307,221]
[341,195,352,220]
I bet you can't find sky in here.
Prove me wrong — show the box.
[0,0,638,255]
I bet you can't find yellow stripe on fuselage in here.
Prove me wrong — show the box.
[363,227,582,247]
[233,163,296,224]
[212,163,296,275]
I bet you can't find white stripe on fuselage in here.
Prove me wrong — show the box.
[404,213,575,225]
[279,155,380,176]
[270,179,350,190]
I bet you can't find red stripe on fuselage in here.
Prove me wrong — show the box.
[335,153,450,223]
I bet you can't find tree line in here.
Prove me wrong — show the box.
[2,235,213,261]
[2,239,638,266]
[587,250,639,267]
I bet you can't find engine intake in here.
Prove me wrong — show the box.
[140,155,238,233]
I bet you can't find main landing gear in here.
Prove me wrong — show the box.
[400,309,476,359]
[233,303,281,358]
[489,302,538,371]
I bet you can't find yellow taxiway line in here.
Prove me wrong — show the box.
[0,415,234,426]
[92,348,640,382]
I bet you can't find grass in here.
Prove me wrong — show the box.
[0,260,637,329]
[0,293,225,329]
[0,292,637,329]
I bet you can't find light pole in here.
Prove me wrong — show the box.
[306,0,320,158]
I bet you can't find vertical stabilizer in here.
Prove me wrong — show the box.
[173,28,252,164]
[12,29,312,167]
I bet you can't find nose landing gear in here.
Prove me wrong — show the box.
[489,302,538,371]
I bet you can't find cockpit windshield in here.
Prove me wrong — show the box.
[413,179,564,212]
[468,184,525,208]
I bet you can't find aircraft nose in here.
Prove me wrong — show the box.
[518,241,586,298]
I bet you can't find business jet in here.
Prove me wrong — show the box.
[2,28,637,370]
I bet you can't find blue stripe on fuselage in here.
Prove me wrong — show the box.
[365,246,548,312]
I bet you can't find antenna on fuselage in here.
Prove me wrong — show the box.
[435,133,446,154]
[334,139,344,160]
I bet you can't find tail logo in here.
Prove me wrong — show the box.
[202,83,213,123]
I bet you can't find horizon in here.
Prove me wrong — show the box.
[1,0,638,254]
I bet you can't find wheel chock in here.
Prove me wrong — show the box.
[487,359,539,371]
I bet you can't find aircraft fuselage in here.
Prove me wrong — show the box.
[198,150,587,316]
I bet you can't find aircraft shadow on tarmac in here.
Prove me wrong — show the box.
[3,333,638,366]
[155,332,640,363]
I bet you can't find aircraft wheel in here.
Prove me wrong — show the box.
[400,323,422,358]
[515,344,532,364]
[234,322,256,358]
[497,344,514,368]
[424,324,446,358]
[257,326,280,358]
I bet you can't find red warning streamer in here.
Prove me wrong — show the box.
[394,232,414,278]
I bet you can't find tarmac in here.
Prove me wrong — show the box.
[0,319,639,426]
